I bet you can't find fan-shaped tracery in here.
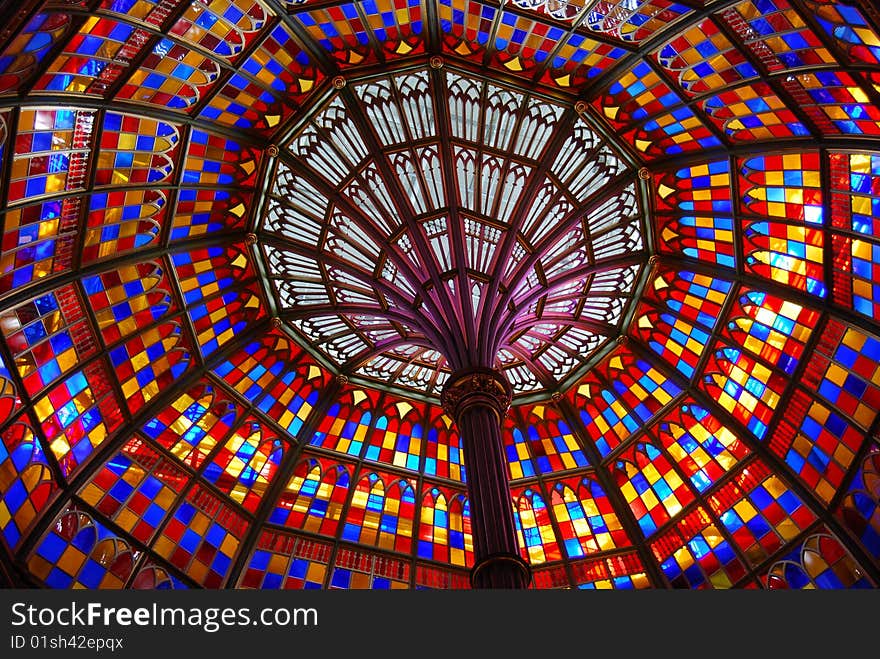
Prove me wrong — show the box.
[259,65,644,398]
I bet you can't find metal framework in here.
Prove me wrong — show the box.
[0,0,879,590]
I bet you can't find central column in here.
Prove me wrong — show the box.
[441,368,531,589]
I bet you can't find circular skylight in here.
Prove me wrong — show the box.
[259,64,646,398]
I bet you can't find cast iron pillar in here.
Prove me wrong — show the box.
[441,368,531,589]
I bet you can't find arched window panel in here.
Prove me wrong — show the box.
[436,0,494,62]
[704,84,809,141]
[634,269,732,378]
[257,353,328,437]
[394,70,434,142]
[271,456,352,537]
[541,194,639,272]
[707,458,816,569]
[173,244,255,307]
[0,13,71,94]
[0,199,79,294]
[141,382,239,469]
[130,563,188,590]
[800,320,880,432]
[309,387,379,457]
[603,349,683,432]
[655,401,751,495]
[239,530,332,589]
[32,17,140,94]
[198,26,315,131]
[612,441,695,538]
[418,487,473,567]
[722,289,818,377]
[568,371,639,459]
[33,359,124,479]
[27,506,139,588]
[108,321,192,413]
[764,530,874,589]
[540,34,627,90]
[489,13,585,80]
[802,0,880,65]
[356,0,426,59]
[654,159,732,214]
[593,61,721,157]
[167,0,267,59]
[83,190,164,263]
[510,403,589,475]
[202,418,288,513]
[503,415,537,480]
[513,486,561,565]
[654,18,758,97]
[170,189,248,242]
[739,152,823,222]
[0,421,57,550]
[8,108,95,207]
[363,398,425,472]
[519,179,571,248]
[0,352,20,426]
[549,476,630,558]
[423,404,465,482]
[296,6,379,67]
[634,309,709,379]
[0,284,98,396]
[117,39,220,111]
[718,0,837,71]
[462,215,506,275]
[770,388,866,505]
[593,59,677,125]
[700,344,790,440]
[96,112,177,186]
[81,261,176,346]
[829,151,880,320]
[836,232,880,319]
[837,440,880,561]
[182,288,265,358]
[570,552,651,589]
[742,219,825,296]
[263,171,325,246]
[341,471,417,555]
[212,332,304,404]
[415,564,470,590]
[151,484,249,588]
[582,0,692,43]
[182,130,260,187]
[655,215,737,268]
[329,547,411,589]
[784,71,880,136]
[354,78,408,148]
[629,108,722,157]
[287,123,361,189]
[474,83,524,153]
[78,435,189,545]
[650,506,748,589]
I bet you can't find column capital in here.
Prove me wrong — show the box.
[440,367,512,422]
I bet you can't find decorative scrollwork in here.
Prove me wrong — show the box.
[441,368,513,421]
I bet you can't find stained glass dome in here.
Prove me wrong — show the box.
[1,0,879,590]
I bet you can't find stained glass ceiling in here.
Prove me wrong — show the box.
[1,0,880,590]
[262,65,644,397]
